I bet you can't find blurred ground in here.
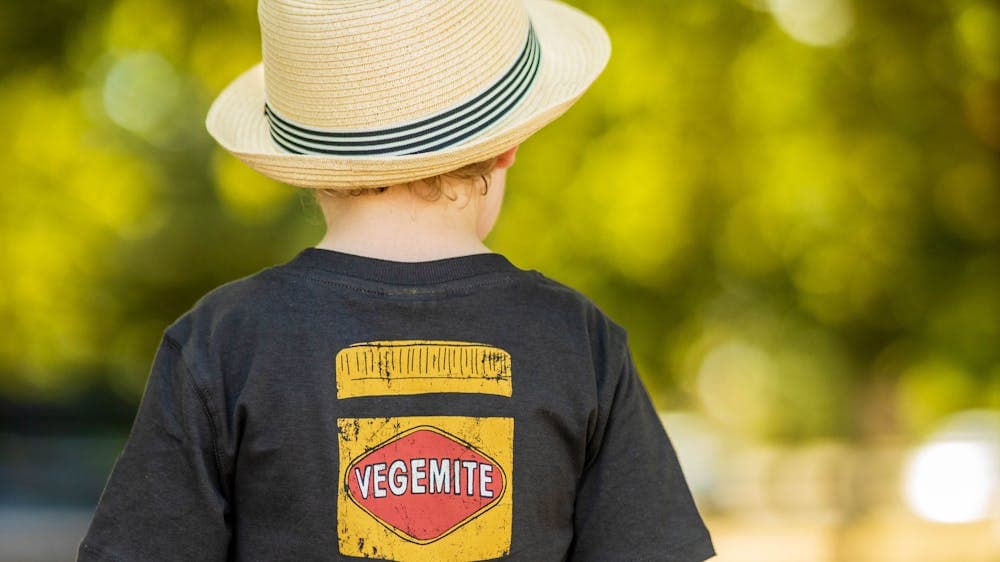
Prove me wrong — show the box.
[2,412,998,561]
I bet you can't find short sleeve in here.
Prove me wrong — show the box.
[76,335,231,561]
[569,342,716,562]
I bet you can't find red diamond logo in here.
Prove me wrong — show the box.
[345,425,507,544]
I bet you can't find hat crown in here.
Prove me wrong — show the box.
[259,0,531,131]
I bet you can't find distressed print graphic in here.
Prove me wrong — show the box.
[335,340,512,398]
[337,416,514,560]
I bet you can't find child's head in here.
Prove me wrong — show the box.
[205,0,610,249]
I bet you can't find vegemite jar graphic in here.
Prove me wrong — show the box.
[337,417,514,560]
[335,341,515,559]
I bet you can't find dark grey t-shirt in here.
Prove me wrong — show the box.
[76,247,715,562]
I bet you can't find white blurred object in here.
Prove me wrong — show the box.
[766,0,854,47]
[902,410,1000,524]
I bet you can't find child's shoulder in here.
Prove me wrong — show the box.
[161,264,288,348]
[520,268,631,350]
[160,261,630,362]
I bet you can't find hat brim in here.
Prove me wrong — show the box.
[205,0,611,190]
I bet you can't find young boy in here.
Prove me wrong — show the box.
[77,0,715,560]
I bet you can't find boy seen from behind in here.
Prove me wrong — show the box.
[78,0,716,560]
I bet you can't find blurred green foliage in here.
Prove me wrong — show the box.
[1,0,998,442]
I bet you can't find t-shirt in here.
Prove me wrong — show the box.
[76,247,715,562]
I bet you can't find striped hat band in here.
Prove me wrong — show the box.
[264,22,542,157]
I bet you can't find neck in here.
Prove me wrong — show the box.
[315,183,492,262]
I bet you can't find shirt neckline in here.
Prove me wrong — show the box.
[280,246,525,286]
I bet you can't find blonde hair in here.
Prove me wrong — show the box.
[313,154,501,202]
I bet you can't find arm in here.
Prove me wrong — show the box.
[569,340,715,562]
[76,335,231,561]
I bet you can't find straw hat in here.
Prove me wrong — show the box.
[205,0,611,190]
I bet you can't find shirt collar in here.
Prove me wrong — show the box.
[281,246,523,285]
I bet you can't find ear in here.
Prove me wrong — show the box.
[495,144,519,169]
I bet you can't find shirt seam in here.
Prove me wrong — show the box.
[662,533,716,561]
[271,267,528,298]
[162,334,227,497]
[79,542,126,562]
[593,534,715,562]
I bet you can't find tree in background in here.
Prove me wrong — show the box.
[1,0,998,441]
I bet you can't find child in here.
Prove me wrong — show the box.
[77,0,715,560]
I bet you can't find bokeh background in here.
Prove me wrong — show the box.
[2,0,999,560]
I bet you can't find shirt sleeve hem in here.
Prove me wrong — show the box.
[617,535,716,562]
[660,534,717,562]
[77,542,126,562]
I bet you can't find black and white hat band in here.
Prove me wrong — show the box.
[263,22,542,157]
